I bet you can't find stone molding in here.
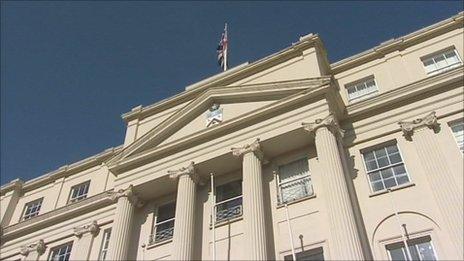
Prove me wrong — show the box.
[302,113,344,137]
[168,161,202,185]
[73,220,100,238]
[399,111,439,138]
[20,239,46,256]
[231,138,264,161]
[107,185,143,207]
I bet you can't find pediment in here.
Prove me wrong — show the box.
[107,77,331,168]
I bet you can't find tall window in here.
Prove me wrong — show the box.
[48,242,73,261]
[346,76,379,102]
[22,198,43,221]
[450,120,464,153]
[215,180,243,222]
[150,202,175,244]
[386,236,437,261]
[98,228,111,260]
[362,144,410,192]
[277,158,313,204]
[68,181,90,204]
[422,48,462,75]
[284,247,324,261]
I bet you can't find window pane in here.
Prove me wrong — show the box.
[444,51,460,64]
[157,202,176,222]
[377,156,390,168]
[389,247,407,261]
[434,55,447,68]
[216,180,242,202]
[279,159,310,182]
[365,160,378,171]
[384,178,397,189]
[423,58,436,73]
[416,241,437,261]
[372,181,385,192]
[388,152,402,164]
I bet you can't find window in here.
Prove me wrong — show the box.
[48,242,73,261]
[277,158,313,204]
[22,198,43,221]
[284,247,324,261]
[386,236,437,261]
[362,144,410,192]
[215,180,243,222]
[422,48,462,75]
[98,228,111,260]
[450,120,464,153]
[346,76,379,102]
[68,181,90,203]
[150,202,175,244]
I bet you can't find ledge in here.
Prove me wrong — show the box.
[369,183,415,198]
[210,215,243,229]
[146,238,173,249]
[276,193,317,209]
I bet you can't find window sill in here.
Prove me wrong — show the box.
[210,215,243,229]
[146,238,173,249]
[369,183,415,198]
[276,193,317,209]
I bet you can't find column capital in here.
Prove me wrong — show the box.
[231,138,263,160]
[398,111,439,138]
[107,185,143,207]
[168,161,202,184]
[302,113,344,137]
[20,239,46,256]
[73,220,100,238]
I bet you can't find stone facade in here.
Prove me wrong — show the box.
[1,12,463,261]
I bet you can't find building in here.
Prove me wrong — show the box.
[1,12,463,261]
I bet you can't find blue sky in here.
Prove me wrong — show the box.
[1,1,463,185]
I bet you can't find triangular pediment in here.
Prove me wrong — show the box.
[107,77,331,168]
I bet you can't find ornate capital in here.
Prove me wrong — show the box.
[398,111,439,138]
[73,220,100,238]
[20,239,46,256]
[168,161,202,184]
[107,185,143,207]
[302,113,344,137]
[231,138,264,160]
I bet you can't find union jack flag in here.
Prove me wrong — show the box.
[217,23,228,71]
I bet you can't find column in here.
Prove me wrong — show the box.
[106,185,142,261]
[168,162,198,260]
[232,139,268,260]
[303,114,364,260]
[399,111,463,257]
[69,221,100,261]
[19,239,46,261]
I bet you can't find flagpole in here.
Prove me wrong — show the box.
[387,189,413,260]
[210,173,216,260]
[284,204,297,261]
[224,23,228,72]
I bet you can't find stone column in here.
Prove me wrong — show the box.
[168,162,198,261]
[399,111,463,257]
[69,221,100,261]
[303,114,364,260]
[19,239,46,261]
[232,139,268,260]
[106,185,142,261]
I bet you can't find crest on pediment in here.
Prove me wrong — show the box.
[206,103,223,127]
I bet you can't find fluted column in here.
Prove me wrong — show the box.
[232,139,268,260]
[106,185,142,261]
[168,162,198,260]
[399,112,463,257]
[69,221,100,261]
[303,114,364,260]
[19,239,46,261]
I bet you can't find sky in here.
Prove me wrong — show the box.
[1,1,463,185]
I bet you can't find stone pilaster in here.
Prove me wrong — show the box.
[169,162,198,260]
[106,185,142,261]
[232,139,268,260]
[399,112,463,257]
[303,114,364,260]
[20,239,46,261]
[69,221,100,261]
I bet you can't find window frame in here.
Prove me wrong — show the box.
[276,157,313,205]
[345,76,379,103]
[385,235,438,261]
[421,47,462,76]
[284,246,324,261]
[150,201,176,245]
[67,180,90,204]
[47,241,73,261]
[361,141,412,193]
[215,179,243,223]
[449,119,464,154]
[20,197,43,221]
[98,228,111,260]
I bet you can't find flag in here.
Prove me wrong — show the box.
[217,23,228,71]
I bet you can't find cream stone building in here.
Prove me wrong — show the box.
[1,12,463,261]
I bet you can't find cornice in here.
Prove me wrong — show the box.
[1,191,114,241]
[346,66,463,118]
[0,146,122,196]
[109,80,332,173]
[330,12,463,73]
